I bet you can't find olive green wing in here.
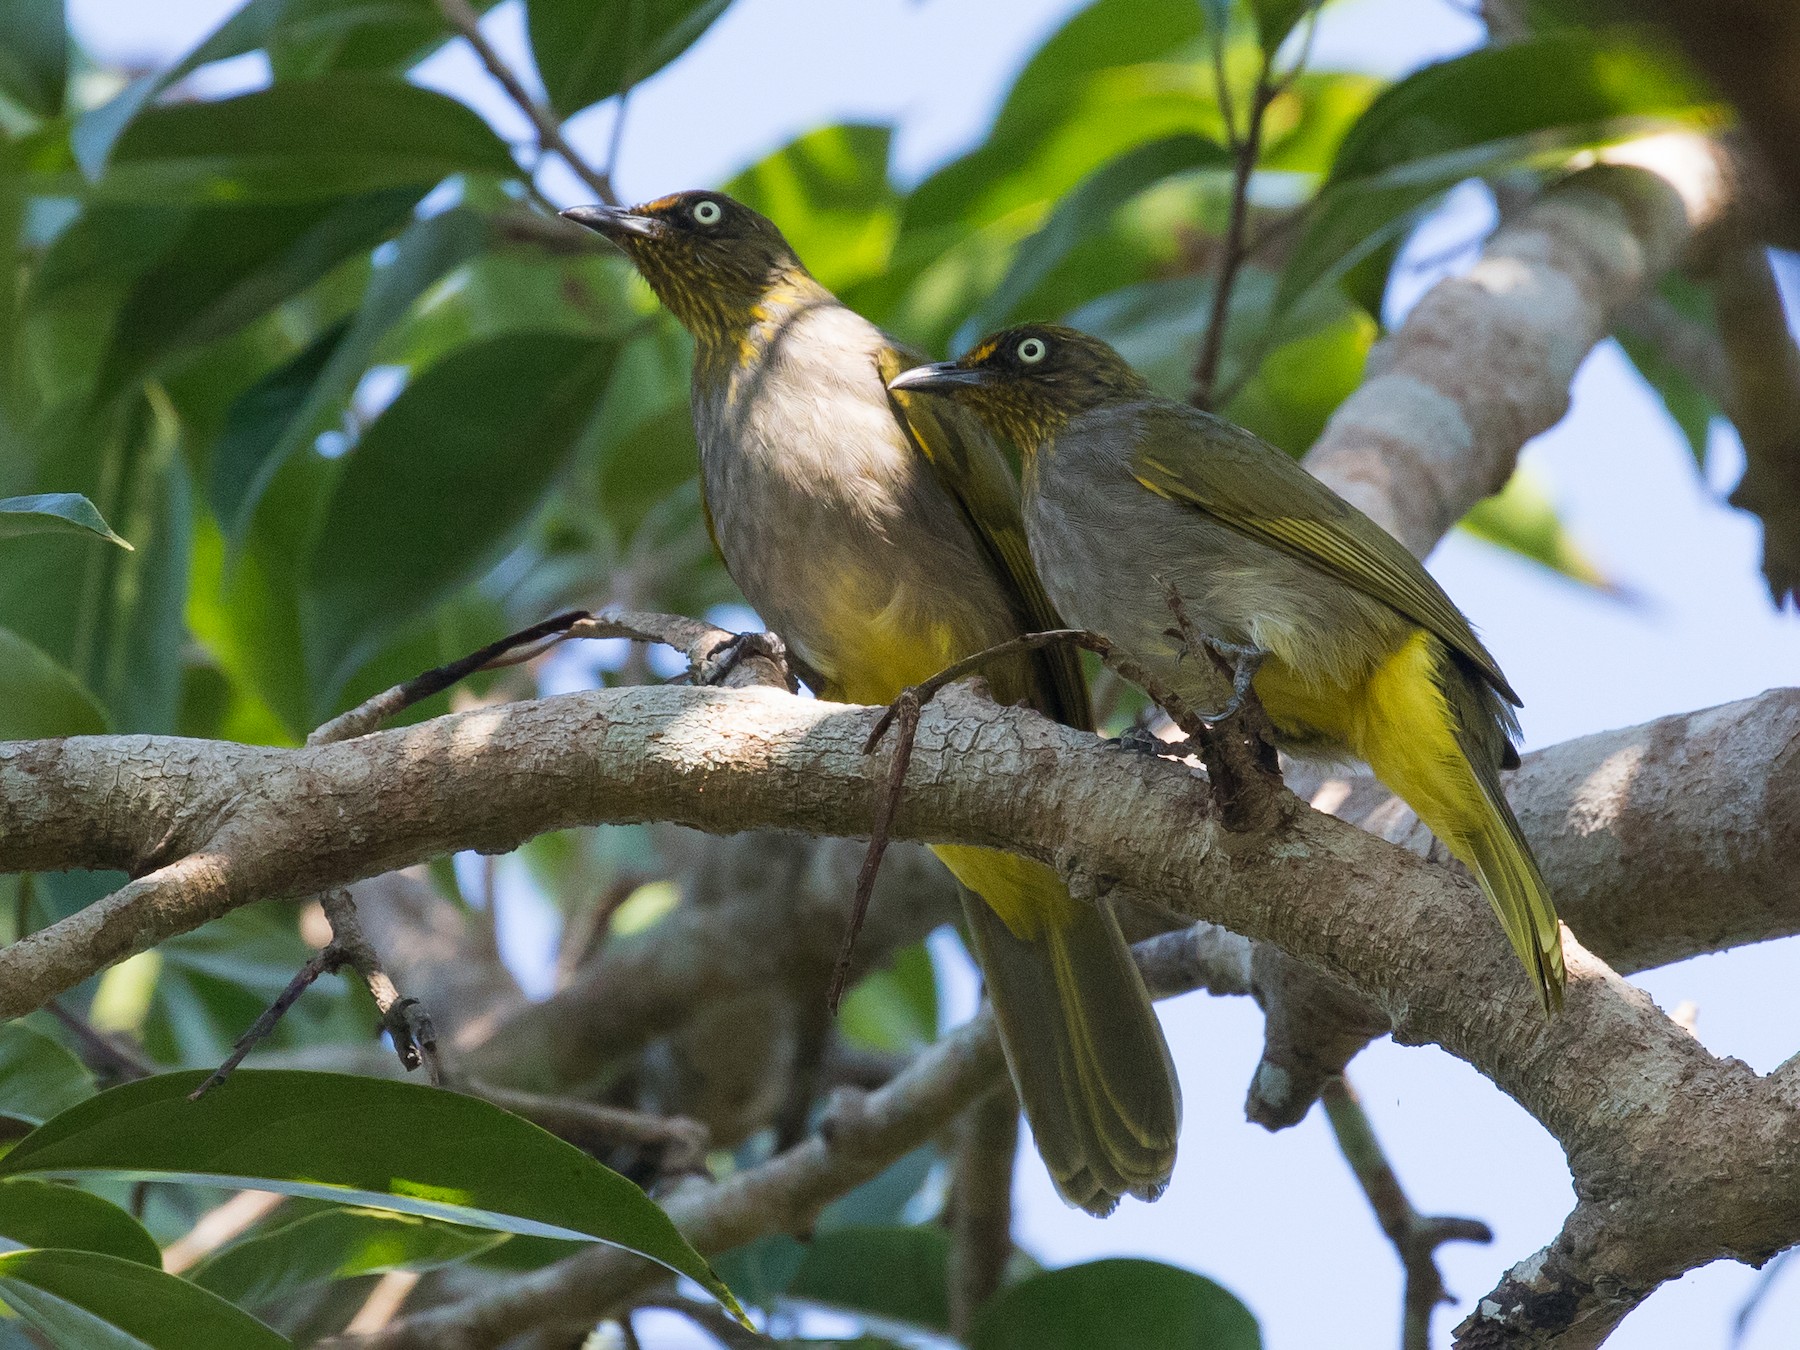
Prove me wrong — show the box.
[877,342,1094,731]
[1130,404,1520,706]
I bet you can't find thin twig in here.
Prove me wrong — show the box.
[1322,1077,1492,1350]
[189,947,343,1099]
[949,1084,1019,1339]
[1193,50,1277,409]
[433,0,618,205]
[463,1079,711,1178]
[43,999,157,1081]
[191,890,440,1099]
[307,610,591,746]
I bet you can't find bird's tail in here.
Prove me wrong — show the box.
[1360,633,1566,1014]
[935,844,1181,1215]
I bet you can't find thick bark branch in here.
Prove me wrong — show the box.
[1306,158,1717,552]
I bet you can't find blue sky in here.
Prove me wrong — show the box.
[68,2,1800,1345]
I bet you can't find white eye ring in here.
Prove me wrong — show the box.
[1017,336,1048,364]
[693,199,723,226]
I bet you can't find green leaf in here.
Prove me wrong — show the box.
[0,1070,745,1322]
[98,77,517,204]
[304,331,615,701]
[190,1206,506,1308]
[954,133,1230,349]
[1277,31,1719,316]
[0,0,66,118]
[972,1259,1260,1350]
[1250,0,1315,54]
[787,1226,951,1332]
[528,0,732,118]
[725,124,899,294]
[839,943,937,1053]
[210,206,490,540]
[75,189,424,397]
[900,0,1210,237]
[0,1025,95,1128]
[0,1180,162,1267]
[0,1249,290,1348]
[0,494,129,548]
[1459,466,1621,593]
[0,624,108,739]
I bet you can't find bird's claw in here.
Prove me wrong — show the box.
[696,629,797,691]
[1189,641,1267,723]
[1105,725,1165,756]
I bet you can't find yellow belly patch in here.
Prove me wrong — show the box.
[933,844,1078,940]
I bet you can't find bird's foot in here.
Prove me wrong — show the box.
[695,629,797,691]
[1106,725,1164,756]
[1188,638,1267,723]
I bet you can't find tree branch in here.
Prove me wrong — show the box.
[433,0,619,206]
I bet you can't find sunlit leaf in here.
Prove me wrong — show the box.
[727,124,899,293]
[529,0,733,118]
[0,1071,745,1322]
[0,1180,161,1267]
[1277,31,1719,316]
[972,1259,1260,1350]
[955,134,1230,350]
[0,1249,290,1348]
[99,77,518,204]
[1460,466,1622,594]
[190,1206,506,1308]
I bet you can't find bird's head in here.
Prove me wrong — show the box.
[561,191,811,343]
[888,324,1150,452]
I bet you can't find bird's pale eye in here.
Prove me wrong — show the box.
[692,199,723,226]
[1017,337,1048,365]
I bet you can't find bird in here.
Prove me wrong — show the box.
[888,323,1567,1015]
[561,193,1181,1213]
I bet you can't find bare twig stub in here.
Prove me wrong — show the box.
[1322,1077,1492,1350]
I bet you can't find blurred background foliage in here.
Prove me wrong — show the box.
[0,0,1740,1343]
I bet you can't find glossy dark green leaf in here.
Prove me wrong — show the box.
[190,1206,506,1308]
[955,133,1230,350]
[100,77,517,204]
[0,1249,290,1348]
[529,0,732,118]
[787,1226,951,1332]
[0,1025,95,1127]
[0,1071,744,1321]
[972,1259,1260,1350]
[0,1180,161,1267]
[1277,31,1718,315]
[0,625,108,740]
[0,0,66,117]
[0,494,128,547]
[304,331,614,699]
[90,189,423,396]
[211,207,490,540]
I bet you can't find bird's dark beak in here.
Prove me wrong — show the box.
[560,203,661,240]
[888,361,990,393]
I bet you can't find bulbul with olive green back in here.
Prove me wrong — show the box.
[563,195,1181,1213]
[891,325,1566,1015]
